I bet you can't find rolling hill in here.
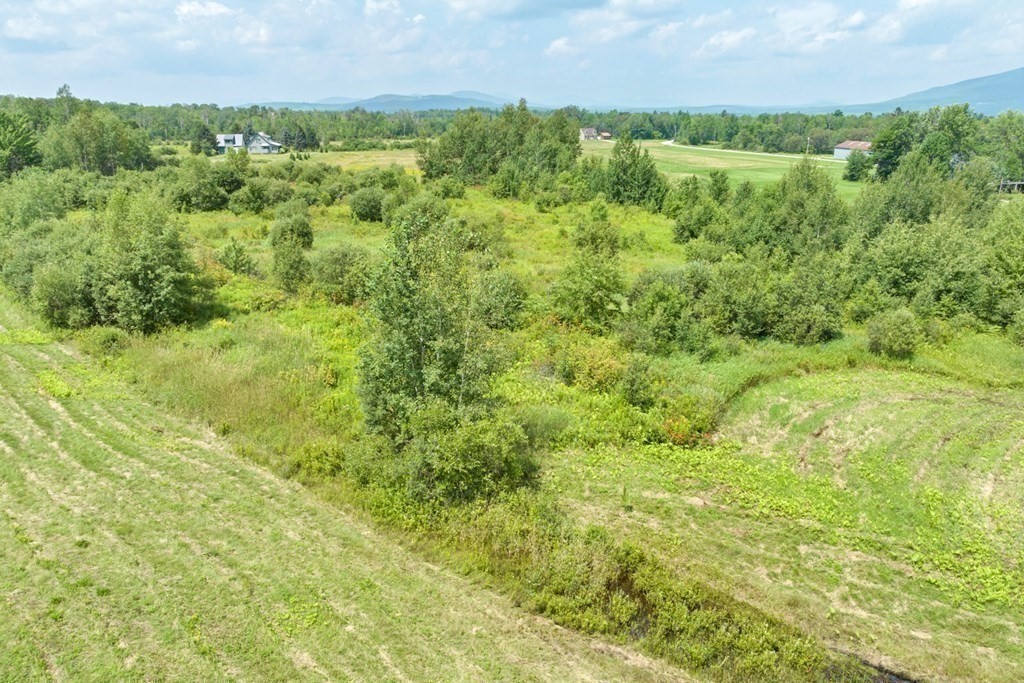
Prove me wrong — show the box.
[859,66,1024,115]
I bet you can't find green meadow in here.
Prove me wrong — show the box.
[88,177,1022,681]
[582,140,864,201]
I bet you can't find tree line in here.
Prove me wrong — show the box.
[4,88,1024,182]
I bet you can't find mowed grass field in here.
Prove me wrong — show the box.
[581,140,863,201]
[0,296,689,682]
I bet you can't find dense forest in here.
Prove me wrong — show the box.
[2,87,1024,681]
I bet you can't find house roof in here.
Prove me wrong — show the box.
[250,132,282,147]
[580,127,597,134]
[216,133,246,147]
[835,140,872,151]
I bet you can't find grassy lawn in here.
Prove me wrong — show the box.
[581,140,864,202]
[0,296,688,682]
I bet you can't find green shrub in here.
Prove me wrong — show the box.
[867,308,920,359]
[620,270,690,355]
[772,257,843,345]
[553,203,625,331]
[272,238,310,294]
[842,150,872,181]
[700,255,779,339]
[229,177,293,214]
[620,356,656,410]
[402,408,537,505]
[269,200,313,248]
[168,155,229,212]
[433,176,465,199]
[217,238,257,276]
[349,186,386,222]
[310,246,371,305]
[30,260,96,329]
[91,191,211,334]
[477,269,528,330]
[673,197,728,243]
[554,337,626,393]
[75,325,130,356]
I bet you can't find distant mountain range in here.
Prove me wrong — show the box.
[252,91,532,113]
[250,67,1024,116]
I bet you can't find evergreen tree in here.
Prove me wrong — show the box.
[607,132,667,210]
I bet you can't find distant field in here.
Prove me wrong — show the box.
[582,140,864,201]
[248,147,420,171]
[243,141,864,201]
[0,296,685,682]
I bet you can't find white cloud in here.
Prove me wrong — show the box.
[364,0,401,16]
[647,10,738,55]
[649,21,683,42]
[692,10,733,29]
[771,2,853,52]
[869,13,904,43]
[696,27,756,57]
[843,10,866,28]
[234,17,270,45]
[3,14,58,40]
[544,35,574,56]
[175,1,233,21]
[570,7,651,43]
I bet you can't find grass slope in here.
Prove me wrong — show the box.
[0,297,687,682]
[537,352,1024,681]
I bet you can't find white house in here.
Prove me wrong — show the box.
[216,133,246,154]
[833,140,872,160]
[215,132,283,155]
[246,132,283,155]
[579,127,598,141]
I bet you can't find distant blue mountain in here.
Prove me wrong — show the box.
[249,67,1024,116]
[608,67,1024,115]
[249,92,531,113]
[855,67,1024,115]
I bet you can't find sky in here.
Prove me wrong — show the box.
[0,0,1022,108]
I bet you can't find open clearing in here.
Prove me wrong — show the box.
[0,296,687,682]
[581,140,863,201]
